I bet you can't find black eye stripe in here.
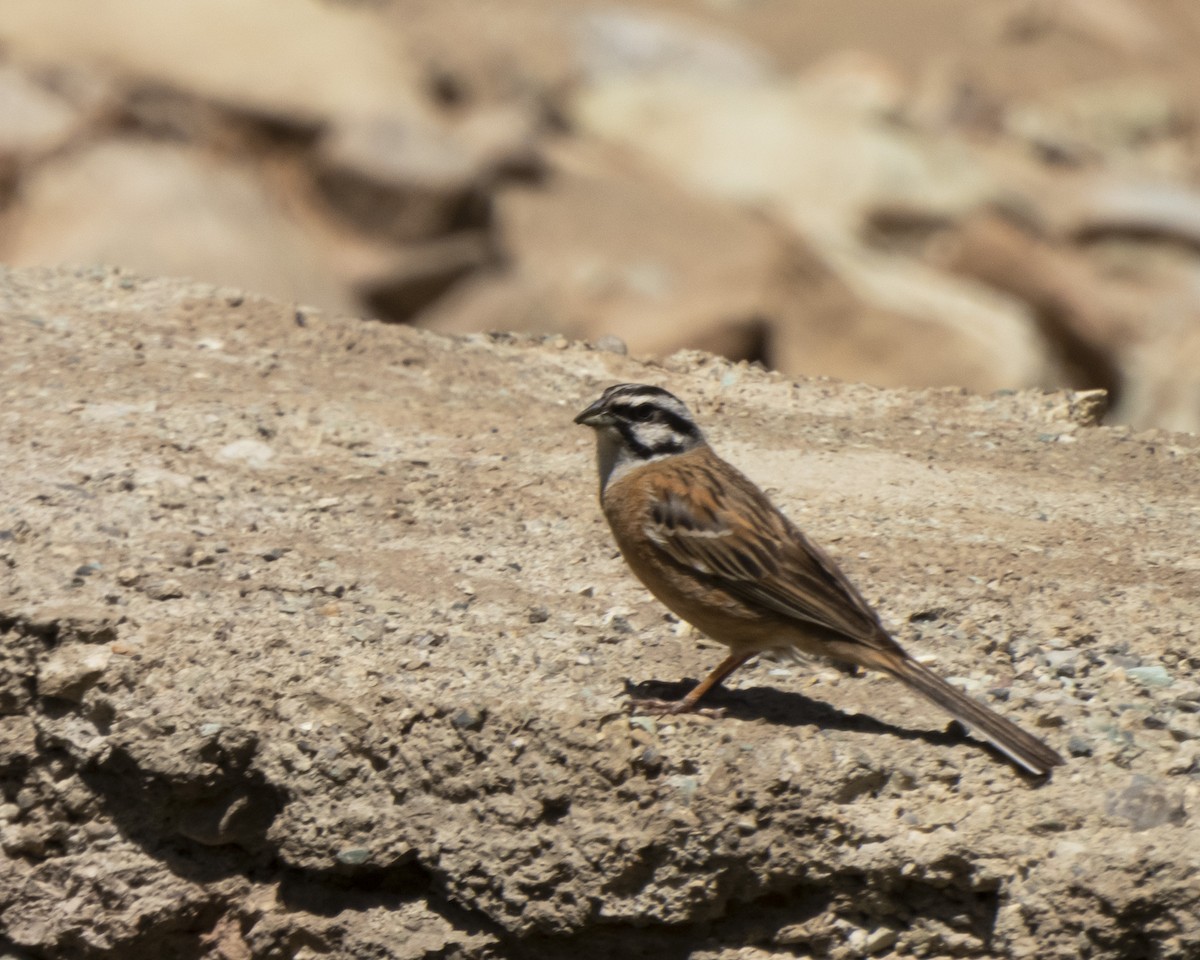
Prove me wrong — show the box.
[610,401,657,420]
[660,410,700,437]
[618,425,686,460]
[609,402,698,435]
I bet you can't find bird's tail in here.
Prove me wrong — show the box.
[883,655,1064,776]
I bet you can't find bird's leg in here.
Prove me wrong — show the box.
[630,651,755,717]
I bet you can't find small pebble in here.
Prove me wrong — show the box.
[1127,666,1173,687]
[1106,775,1186,831]
[1067,735,1094,757]
[846,928,868,954]
[1167,713,1200,741]
[145,578,184,600]
[37,646,111,701]
[451,707,485,731]
[1045,650,1078,677]
[667,774,697,799]
[606,614,634,634]
[336,848,371,866]
[216,439,274,467]
[866,927,899,953]
[1166,741,1199,775]
[594,334,627,355]
[349,622,383,643]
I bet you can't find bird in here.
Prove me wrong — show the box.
[574,382,1065,776]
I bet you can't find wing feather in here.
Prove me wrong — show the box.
[642,458,885,643]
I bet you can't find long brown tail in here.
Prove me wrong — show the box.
[885,656,1065,775]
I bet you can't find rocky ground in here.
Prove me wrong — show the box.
[1,264,1198,959]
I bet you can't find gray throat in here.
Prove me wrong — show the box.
[595,428,636,495]
[593,427,687,495]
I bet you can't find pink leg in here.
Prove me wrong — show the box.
[631,651,755,716]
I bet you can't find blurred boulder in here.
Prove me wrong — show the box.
[771,243,1056,391]
[314,104,544,245]
[1123,325,1200,432]
[420,154,779,362]
[1004,0,1167,58]
[351,232,496,322]
[1,0,1198,430]
[3,140,355,313]
[572,52,988,245]
[571,7,774,87]
[0,0,427,125]
[0,63,87,158]
[1005,78,1184,163]
[938,207,1200,430]
[569,50,1059,392]
[1056,180,1200,251]
[315,116,487,245]
[932,213,1129,392]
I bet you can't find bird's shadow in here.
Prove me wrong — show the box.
[622,676,969,752]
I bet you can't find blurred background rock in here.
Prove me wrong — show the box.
[3,0,1200,430]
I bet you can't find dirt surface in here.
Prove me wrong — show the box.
[1,264,1198,958]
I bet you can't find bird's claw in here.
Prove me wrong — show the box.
[628,697,726,719]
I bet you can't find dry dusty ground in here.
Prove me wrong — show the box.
[1,264,1199,959]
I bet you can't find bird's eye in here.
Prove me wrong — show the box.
[630,406,655,422]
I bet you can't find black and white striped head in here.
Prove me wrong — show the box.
[575,384,706,491]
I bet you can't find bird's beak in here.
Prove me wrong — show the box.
[574,397,612,427]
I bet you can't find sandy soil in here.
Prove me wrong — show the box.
[1,265,1198,958]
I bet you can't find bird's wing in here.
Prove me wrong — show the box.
[641,458,885,644]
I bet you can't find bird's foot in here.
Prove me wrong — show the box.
[628,697,726,719]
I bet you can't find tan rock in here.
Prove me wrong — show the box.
[37,645,111,702]
[3,139,354,313]
[569,59,1059,392]
[0,63,85,156]
[315,116,485,244]
[0,0,426,125]
[421,155,784,362]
